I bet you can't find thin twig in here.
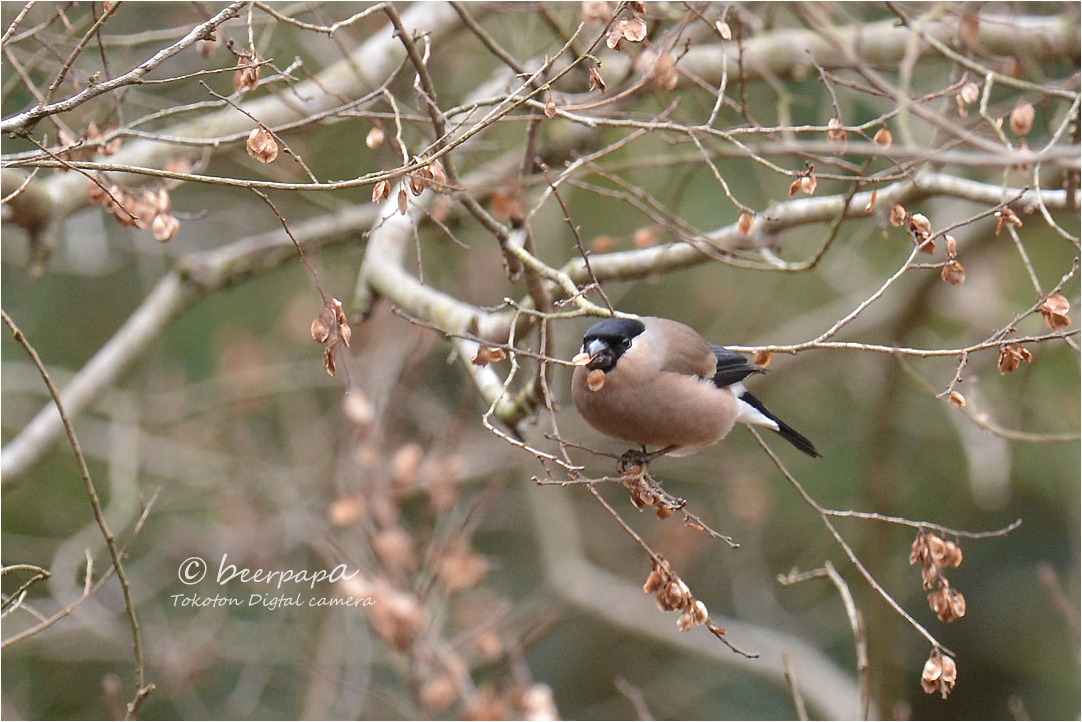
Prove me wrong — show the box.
[747,426,955,656]
[1,309,155,718]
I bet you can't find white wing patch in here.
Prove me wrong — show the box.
[732,383,781,430]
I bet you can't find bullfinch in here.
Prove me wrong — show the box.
[571,316,819,459]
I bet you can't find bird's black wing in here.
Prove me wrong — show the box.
[710,345,764,388]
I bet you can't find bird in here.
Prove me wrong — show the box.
[571,316,819,460]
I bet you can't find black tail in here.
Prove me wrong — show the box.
[739,392,821,458]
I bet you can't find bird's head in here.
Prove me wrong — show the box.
[571,317,646,373]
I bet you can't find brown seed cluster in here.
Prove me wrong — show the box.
[370,160,448,211]
[643,557,709,632]
[993,207,1023,237]
[605,1,647,50]
[621,465,686,519]
[921,648,958,699]
[87,179,180,241]
[890,203,968,284]
[330,411,531,717]
[910,531,966,623]
[57,121,122,167]
[310,297,352,376]
[997,344,1034,374]
[789,164,817,197]
[232,47,261,93]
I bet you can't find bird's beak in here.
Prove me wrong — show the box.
[571,351,593,367]
[572,339,611,369]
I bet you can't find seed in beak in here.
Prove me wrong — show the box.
[572,352,593,366]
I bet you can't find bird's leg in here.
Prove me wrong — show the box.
[618,444,679,473]
[616,446,688,518]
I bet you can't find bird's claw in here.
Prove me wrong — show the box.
[618,445,678,474]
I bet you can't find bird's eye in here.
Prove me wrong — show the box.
[620,338,632,350]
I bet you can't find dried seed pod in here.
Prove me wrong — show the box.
[591,234,617,253]
[994,207,1023,235]
[621,15,647,42]
[588,64,606,92]
[151,212,180,242]
[586,368,606,391]
[246,126,278,164]
[921,563,941,590]
[945,234,958,259]
[716,20,732,40]
[934,538,964,568]
[941,260,966,285]
[1037,293,1071,331]
[471,346,507,366]
[909,213,932,238]
[342,391,374,425]
[652,50,678,90]
[738,211,755,236]
[323,347,337,376]
[392,442,425,488]
[929,585,966,622]
[959,82,980,105]
[909,531,930,565]
[373,526,419,572]
[889,203,907,227]
[420,675,458,713]
[333,298,351,346]
[328,495,366,526]
[633,226,660,248]
[436,541,490,592]
[827,116,846,143]
[1009,101,1035,136]
[643,568,666,594]
[656,578,691,611]
[233,51,261,93]
[428,160,447,188]
[581,1,613,25]
[997,344,1033,374]
[372,179,391,203]
[947,390,966,408]
[365,125,385,149]
[873,127,893,148]
[921,649,958,699]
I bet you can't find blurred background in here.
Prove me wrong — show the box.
[2,2,1079,719]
